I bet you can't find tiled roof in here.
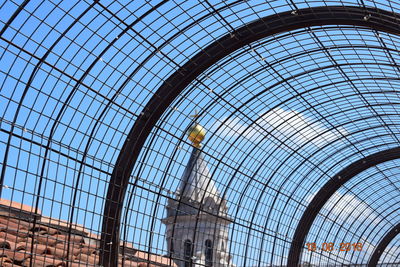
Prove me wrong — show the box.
[0,199,176,267]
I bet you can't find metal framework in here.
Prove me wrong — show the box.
[368,222,400,267]
[1,1,400,266]
[288,147,400,266]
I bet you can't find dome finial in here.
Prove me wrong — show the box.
[187,110,206,147]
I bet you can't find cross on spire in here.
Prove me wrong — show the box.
[190,109,201,122]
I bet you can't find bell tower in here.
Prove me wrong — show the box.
[162,123,235,267]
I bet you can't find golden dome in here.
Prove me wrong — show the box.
[187,123,206,147]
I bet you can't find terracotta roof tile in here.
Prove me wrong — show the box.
[47,244,81,259]
[53,233,84,244]
[69,261,95,267]
[1,249,30,263]
[0,239,13,250]
[0,231,27,244]
[23,254,65,266]
[80,245,97,255]
[1,262,14,267]
[75,253,99,265]
[32,225,62,236]
[0,199,41,215]
[0,199,177,266]
[16,240,29,251]
[0,254,13,264]
[122,259,143,266]
[0,217,30,231]
[21,242,50,255]
[40,216,87,235]
[36,234,60,247]
[134,251,176,266]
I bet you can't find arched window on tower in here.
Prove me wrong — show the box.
[205,239,213,267]
[184,239,193,267]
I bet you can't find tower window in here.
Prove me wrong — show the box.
[184,239,193,267]
[205,239,213,267]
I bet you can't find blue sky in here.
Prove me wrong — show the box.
[1,0,400,266]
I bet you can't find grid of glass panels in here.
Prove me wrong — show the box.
[1,0,400,266]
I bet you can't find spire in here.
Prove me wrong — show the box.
[177,120,222,209]
[178,147,220,204]
[163,120,233,267]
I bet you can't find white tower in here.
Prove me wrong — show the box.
[162,124,235,267]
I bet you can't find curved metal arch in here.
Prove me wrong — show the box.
[100,6,400,266]
[183,64,400,267]
[287,147,400,266]
[141,52,400,267]
[309,169,400,264]
[368,223,400,267]
[382,233,400,264]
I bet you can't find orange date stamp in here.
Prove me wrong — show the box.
[306,242,363,252]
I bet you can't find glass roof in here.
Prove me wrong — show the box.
[1,0,399,266]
